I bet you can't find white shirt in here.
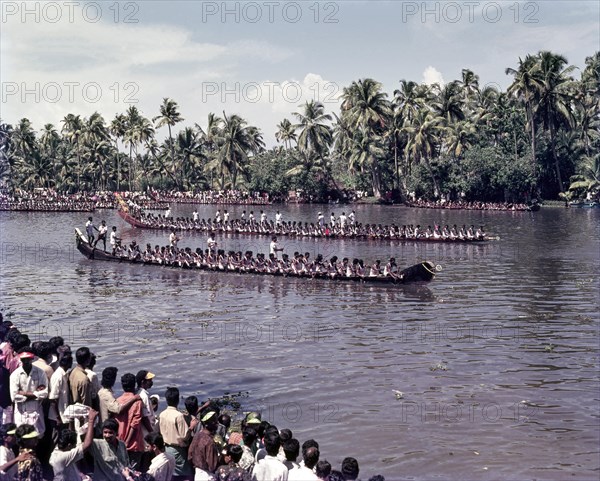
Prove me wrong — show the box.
[9,365,49,435]
[110,231,118,246]
[223,212,229,222]
[147,452,176,481]
[0,445,16,479]
[98,224,108,235]
[270,241,279,256]
[288,465,319,481]
[49,444,84,481]
[260,212,267,222]
[49,366,70,423]
[138,387,156,439]
[252,454,288,481]
[193,211,199,221]
[275,212,282,224]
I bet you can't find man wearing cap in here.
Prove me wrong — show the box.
[188,411,219,480]
[9,351,48,437]
[136,369,156,472]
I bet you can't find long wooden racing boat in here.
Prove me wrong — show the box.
[75,229,438,284]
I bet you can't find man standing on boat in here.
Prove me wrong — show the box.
[110,227,122,255]
[270,237,284,259]
[85,217,98,245]
[348,210,356,225]
[169,230,180,248]
[94,220,108,251]
[207,234,217,254]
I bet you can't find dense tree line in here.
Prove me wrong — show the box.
[1,51,598,202]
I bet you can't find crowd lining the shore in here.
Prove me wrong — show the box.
[0,188,536,213]
[0,316,385,480]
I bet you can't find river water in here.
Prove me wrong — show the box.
[1,204,598,480]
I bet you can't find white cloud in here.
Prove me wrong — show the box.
[422,66,444,86]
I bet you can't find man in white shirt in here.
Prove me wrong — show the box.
[94,220,108,251]
[144,433,175,481]
[288,447,319,480]
[49,408,97,481]
[169,230,179,248]
[317,212,324,228]
[9,351,48,436]
[207,235,217,254]
[252,430,288,481]
[260,210,267,224]
[270,237,284,259]
[110,226,121,255]
[49,354,73,435]
[348,210,356,225]
[275,211,282,226]
[192,210,199,222]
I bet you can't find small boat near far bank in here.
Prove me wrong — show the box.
[75,229,439,285]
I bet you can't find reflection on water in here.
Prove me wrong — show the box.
[0,205,599,479]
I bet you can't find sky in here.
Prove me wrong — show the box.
[1,0,599,146]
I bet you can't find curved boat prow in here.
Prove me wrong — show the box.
[400,261,439,283]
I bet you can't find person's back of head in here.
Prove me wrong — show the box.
[279,428,292,442]
[59,355,73,371]
[283,438,300,462]
[101,367,118,389]
[327,470,345,481]
[341,457,359,480]
[228,444,243,463]
[257,420,270,439]
[75,346,91,367]
[218,413,231,429]
[304,446,319,470]
[184,395,198,415]
[57,429,77,450]
[263,431,280,457]
[121,373,136,393]
[302,438,319,456]
[368,476,385,481]
[10,333,30,352]
[145,432,165,451]
[165,387,179,407]
[242,427,257,447]
[315,459,331,479]
[35,341,53,362]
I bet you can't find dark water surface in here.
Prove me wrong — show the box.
[1,205,599,480]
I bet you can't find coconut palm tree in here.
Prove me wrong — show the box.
[212,112,263,189]
[506,55,543,176]
[535,51,577,192]
[275,118,297,150]
[403,109,444,197]
[110,113,127,190]
[153,98,184,185]
[293,100,333,160]
[61,114,84,189]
